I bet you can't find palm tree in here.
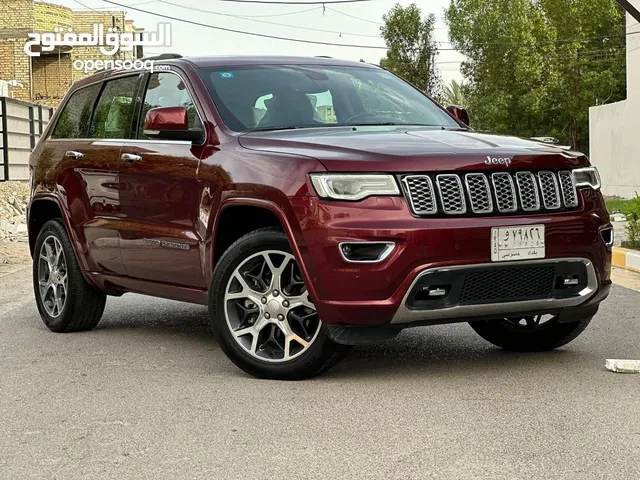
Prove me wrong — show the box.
[441,79,467,106]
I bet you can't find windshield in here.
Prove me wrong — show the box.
[199,64,460,132]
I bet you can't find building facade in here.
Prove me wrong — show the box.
[0,0,140,106]
[589,1,640,198]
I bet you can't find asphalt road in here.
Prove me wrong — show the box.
[1,266,639,480]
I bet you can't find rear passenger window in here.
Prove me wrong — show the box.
[90,75,140,139]
[139,73,198,138]
[52,84,100,139]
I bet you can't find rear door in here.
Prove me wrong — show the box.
[118,70,205,288]
[46,80,128,275]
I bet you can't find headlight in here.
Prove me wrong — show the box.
[573,167,601,190]
[310,173,400,201]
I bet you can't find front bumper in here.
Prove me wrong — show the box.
[290,188,612,327]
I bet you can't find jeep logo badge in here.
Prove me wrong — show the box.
[485,156,512,167]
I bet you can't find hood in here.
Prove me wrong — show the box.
[238,126,588,172]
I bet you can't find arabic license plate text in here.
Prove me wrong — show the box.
[491,225,545,262]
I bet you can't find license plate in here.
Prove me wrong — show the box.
[491,225,545,262]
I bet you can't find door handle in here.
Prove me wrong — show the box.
[121,153,142,163]
[65,150,84,159]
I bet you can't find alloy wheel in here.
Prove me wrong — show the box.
[37,235,68,318]
[223,250,321,362]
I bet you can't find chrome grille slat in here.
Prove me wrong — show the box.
[465,173,493,214]
[402,175,437,215]
[402,171,578,216]
[491,172,518,213]
[538,171,561,209]
[436,174,467,214]
[558,170,578,208]
[515,172,540,212]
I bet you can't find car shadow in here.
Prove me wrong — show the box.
[325,327,583,380]
[90,295,588,380]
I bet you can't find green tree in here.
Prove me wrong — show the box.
[539,0,626,151]
[380,4,443,97]
[445,0,626,152]
[441,79,468,106]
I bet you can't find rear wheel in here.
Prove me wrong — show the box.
[33,219,106,332]
[469,313,593,351]
[209,227,350,380]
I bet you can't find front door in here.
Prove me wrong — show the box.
[118,71,204,288]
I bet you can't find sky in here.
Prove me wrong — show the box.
[45,0,466,85]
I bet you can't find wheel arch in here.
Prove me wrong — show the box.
[207,197,318,303]
[28,195,91,273]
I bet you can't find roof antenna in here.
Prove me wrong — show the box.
[323,3,326,15]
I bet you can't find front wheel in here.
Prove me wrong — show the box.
[469,313,593,351]
[209,227,350,380]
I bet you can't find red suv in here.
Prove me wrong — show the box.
[28,55,612,379]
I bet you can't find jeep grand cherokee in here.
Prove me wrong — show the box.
[27,55,612,379]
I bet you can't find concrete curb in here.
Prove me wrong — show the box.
[612,247,640,273]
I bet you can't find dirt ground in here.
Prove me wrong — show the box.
[0,181,30,265]
[0,240,30,266]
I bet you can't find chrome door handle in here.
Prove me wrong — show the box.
[121,153,142,163]
[65,150,84,159]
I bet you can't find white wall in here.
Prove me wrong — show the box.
[589,5,640,198]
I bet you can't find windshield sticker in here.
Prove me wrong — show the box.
[219,72,234,79]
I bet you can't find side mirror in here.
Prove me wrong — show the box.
[143,106,203,143]
[446,105,470,127]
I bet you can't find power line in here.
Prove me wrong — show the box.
[101,0,391,48]
[101,0,637,52]
[210,6,323,17]
[73,0,159,9]
[69,0,98,10]
[168,0,377,4]
[325,6,382,25]
[155,0,382,38]
[325,6,449,29]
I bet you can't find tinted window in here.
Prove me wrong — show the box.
[52,84,100,139]
[90,75,140,139]
[200,65,459,131]
[139,72,198,138]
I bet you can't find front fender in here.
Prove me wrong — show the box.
[202,188,321,304]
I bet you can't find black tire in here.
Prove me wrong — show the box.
[33,219,106,333]
[209,227,350,380]
[469,313,593,352]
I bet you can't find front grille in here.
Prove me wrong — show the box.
[459,265,556,303]
[436,174,466,214]
[401,170,579,216]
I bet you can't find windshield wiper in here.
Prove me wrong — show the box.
[246,126,300,133]
[347,122,441,127]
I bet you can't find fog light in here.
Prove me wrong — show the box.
[600,227,614,247]
[339,242,395,263]
[421,286,449,298]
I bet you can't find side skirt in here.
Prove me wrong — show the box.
[87,272,208,305]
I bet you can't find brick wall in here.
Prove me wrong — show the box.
[0,0,137,106]
[32,54,72,106]
[34,1,73,32]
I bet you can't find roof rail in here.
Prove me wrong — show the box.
[314,55,333,58]
[141,53,183,61]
